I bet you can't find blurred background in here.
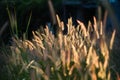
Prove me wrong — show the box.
[0,0,120,42]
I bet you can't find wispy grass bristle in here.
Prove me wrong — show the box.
[7,15,116,80]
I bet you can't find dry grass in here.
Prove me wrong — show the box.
[9,15,116,80]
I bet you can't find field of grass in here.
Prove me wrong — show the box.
[0,14,119,80]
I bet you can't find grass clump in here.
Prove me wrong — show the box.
[8,15,116,80]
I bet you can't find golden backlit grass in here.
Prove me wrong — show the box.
[9,15,116,80]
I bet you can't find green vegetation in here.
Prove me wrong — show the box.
[1,15,118,79]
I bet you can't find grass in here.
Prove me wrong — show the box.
[7,7,18,37]
[2,15,117,80]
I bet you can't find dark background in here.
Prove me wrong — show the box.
[0,0,120,42]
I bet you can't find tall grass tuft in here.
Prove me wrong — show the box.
[8,15,116,80]
[7,7,18,37]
